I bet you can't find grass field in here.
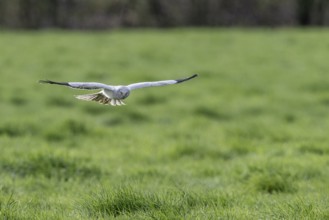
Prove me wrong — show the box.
[1,28,329,219]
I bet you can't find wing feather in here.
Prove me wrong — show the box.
[39,80,115,91]
[127,74,198,90]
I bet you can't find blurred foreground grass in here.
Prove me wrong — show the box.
[1,28,329,219]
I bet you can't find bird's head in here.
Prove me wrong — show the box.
[117,87,130,99]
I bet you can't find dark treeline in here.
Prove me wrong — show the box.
[0,0,328,29]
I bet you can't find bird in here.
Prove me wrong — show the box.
[39,74,198,106]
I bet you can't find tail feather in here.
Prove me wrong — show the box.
[75,92,111,105]
[115,100,125,106]
[75,92,125,106]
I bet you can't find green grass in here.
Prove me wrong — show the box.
[1,28,329,219]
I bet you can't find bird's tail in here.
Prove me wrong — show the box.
[75,92,125,106]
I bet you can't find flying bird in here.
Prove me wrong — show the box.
[39,74,198,106]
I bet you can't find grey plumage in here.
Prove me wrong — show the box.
[39,74,198,106]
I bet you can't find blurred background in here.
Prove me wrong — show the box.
[0,0,328,29]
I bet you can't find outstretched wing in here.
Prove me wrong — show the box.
[39,80,115,91]
[127,74,198,90]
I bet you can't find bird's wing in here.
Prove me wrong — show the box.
[75,91,125,106]
[127,74,198,90]
[39,80,115,91]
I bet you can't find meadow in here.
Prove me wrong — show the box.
[1,28,329,219]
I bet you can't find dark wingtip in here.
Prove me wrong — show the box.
[176,74,198,83]
[38,80,69,86]
[39,80,50,84]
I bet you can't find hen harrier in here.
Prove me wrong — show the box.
[39,74,198,106]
